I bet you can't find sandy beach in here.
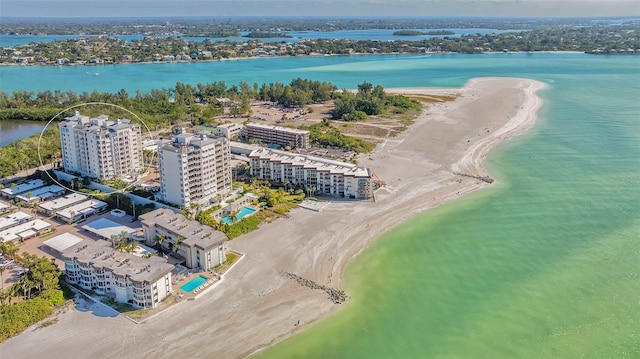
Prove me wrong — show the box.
[0,77,546,359]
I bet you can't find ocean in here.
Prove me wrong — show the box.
[1,53,639,358]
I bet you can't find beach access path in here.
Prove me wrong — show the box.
[0,77,546,359]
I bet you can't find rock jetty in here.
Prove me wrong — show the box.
[280,271,348,304]
[453,171,494,184]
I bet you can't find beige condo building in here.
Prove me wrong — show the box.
[61,240,174,309]
[59,112,143,179]
[240,123,310,149]
[139,208,228,271]
[248,148,372,199]
[158,131,232,208]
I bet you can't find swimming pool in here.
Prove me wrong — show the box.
[221,206,257,225]
[180,275,208,293]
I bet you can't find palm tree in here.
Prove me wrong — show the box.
[0,266,6,290]
[155,233,166,254]
[174,236,185,255]
[124,240,138,254]
[181,206,193,220]
[129,240,138,253]
[119,230,129,244]
[230,208,240,223]
[116,240,128,252]
[109,234,120,249]
[0,241,19,260]
[190,202,201,219]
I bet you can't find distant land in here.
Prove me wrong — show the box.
[1,16,637,36]
[393,30,456,36]
[1,18,638,66]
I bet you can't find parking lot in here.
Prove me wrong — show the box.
[0,196,145,289]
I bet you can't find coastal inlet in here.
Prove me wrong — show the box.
[280,271,348,304]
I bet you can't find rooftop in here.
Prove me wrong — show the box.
[217,123,243,129]
[0,219,51,242]
[43,232,85,254]
[39,193,89,212]
[0,212,32,231]
[1,179,45,197]
[56,199,108,220]
[162,131,227,153]
[81,217,137,240]
[61,240,174,284]
[249,148,371,178]
[245,122,310,135]
[15,185,65,202]
[139,208,227,250]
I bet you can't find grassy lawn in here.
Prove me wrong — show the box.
[214,252,240,273]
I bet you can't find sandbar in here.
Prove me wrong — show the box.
[0,77,546,359]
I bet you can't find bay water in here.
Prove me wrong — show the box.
[0,119,46,146]
[0,28,517,48]
[1,53,639,357]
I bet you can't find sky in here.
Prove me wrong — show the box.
[1,0,639,18]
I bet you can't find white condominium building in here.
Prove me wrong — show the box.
[240,123,310,149]
[248,148,372,199]
[158,131,232,208]
[61,240,174,309]
[59,112,143,179]
[215,122,243,139]
[139,208,228,271]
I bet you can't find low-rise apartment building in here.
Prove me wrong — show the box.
[240,123,310,149]
[248,148,373,199]
[0,179,45,198]
[216,123,243,139]
[62,240,174,309]
[139,208,228,271]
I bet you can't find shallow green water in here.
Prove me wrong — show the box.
[255,57,640,358]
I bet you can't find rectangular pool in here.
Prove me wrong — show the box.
[180,275,208,293]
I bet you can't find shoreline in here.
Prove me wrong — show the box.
[0,77,547,359]
[0,51,594,68]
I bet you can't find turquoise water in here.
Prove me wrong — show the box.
[1,53,639,358]
[0,28,517,48]
[221,207,257,225]
[180,275,208,293]
[1,52,612,94]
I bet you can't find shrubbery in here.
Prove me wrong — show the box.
[305,120,374,153]
[0,297,54,341]
[0,248,68,342]
[331,82,421,121]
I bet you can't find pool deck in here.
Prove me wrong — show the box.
[173,272,221,300]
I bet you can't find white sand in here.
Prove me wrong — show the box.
[0,77,546,359]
